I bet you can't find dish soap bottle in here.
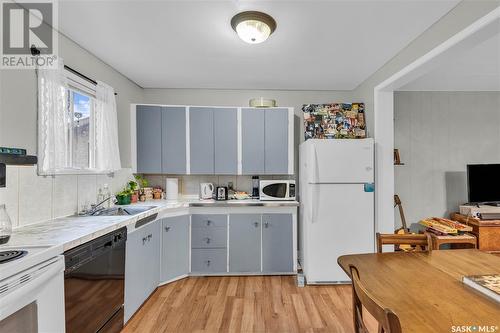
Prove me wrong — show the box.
[97,187,105,204]
[103,184,112,208]
[0,204,12,245]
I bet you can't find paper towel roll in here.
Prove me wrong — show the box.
[166,178,178,201]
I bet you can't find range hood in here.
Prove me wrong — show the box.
[0,148,38,188]
[0,154,37,165]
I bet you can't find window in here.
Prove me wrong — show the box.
[37,59,121,175]
[66,69,97,171]
[68,89,95,169]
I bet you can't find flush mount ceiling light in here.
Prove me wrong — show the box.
[231,11,276,44]
[249,98,276,108]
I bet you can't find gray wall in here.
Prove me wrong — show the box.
[394,91,500,227]
[0,31,144,167]
[353,0,500,134]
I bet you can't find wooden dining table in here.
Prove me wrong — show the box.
[338,249,500,332]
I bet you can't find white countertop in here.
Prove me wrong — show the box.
[1,198,299,253]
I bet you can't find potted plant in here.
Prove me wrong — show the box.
[134,175,152,200]
[116,188,133,205]
[134,175,149,188]
[129,181,139,203]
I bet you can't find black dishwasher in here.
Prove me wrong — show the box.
[64,227,127,333]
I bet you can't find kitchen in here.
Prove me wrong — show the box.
[1,1,500,333]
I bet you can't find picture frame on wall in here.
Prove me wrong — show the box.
[302,103,366,140]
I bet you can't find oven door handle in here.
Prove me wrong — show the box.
[0,257,64,315]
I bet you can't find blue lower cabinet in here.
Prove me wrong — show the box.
[124,220,160,323]
[191,214,228,273]
[229,214,261,272]
[262,214,294,273]
[191,227,227,248]
[161,216,190,282]
[191,249,227,273]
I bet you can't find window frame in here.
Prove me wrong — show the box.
[67,88,95,170]
[49,70,106,175]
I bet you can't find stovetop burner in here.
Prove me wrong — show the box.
[0,250,28,264]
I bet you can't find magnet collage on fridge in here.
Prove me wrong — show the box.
[302,103,366,140]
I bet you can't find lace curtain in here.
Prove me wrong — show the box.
[38,59,121,174]
[95,81,121,172]
[37,58,70,175]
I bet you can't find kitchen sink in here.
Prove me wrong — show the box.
[90,206,155,216]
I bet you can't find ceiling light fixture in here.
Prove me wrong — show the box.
[231,11,276,44]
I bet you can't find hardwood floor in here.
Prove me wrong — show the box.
[124,256,500,333]
[122,276,367,333]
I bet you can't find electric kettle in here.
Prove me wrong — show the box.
[199,183,214,200]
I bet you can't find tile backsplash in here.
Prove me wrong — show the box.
[0,166,294,229]
[0,165,135,228]
[143,174,293,197]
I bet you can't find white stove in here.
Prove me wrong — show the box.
[0,244,63,281]
[0,244,65,332]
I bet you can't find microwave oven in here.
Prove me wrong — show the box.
[259,180,296,201]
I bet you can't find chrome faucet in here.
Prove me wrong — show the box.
[84,196,116,216]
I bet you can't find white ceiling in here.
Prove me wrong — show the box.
[400,33,500,91]
[58,0,459,90]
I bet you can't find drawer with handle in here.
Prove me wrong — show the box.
[191,227,227,248]
[191,214,227,228]
[191,249,227,273]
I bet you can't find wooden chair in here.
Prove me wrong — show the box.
[349,264,402,333]
[376,232,432,253]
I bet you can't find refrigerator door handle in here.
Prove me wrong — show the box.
[310,185,318,224]
[312,145,319,184]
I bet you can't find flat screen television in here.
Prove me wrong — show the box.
[467,164,500,204]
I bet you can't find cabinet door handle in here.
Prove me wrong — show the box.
[165,226,171,232]
[148,234,152,241]
[206,220,211,226]
[205,237,211,244]
[206,260,211,267]
[254,222,259,227]
[264,222,269,228]
[142,237,147,245]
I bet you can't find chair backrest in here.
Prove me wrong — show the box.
[349,265,402,333]
[376,232,432,253]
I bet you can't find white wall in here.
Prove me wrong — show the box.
[394,91,500,227]
[353,0,500,231]
[354,0,500,133]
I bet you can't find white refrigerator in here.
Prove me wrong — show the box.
[299,139,375,284]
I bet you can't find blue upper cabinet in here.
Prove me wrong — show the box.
[189,107,214,174]
[241,108,266,174]
[135,105,292,175]
[265,108,289,174]
[242,107,291,175]
[162,106,186,174]
[136,105,162,173]
[214,107,238,174]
